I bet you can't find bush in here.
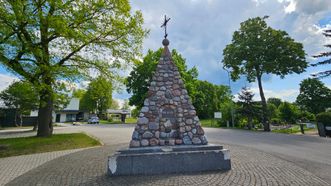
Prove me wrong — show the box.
[270,118,281,125]
[316,112,331,126]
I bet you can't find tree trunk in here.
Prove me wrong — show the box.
[37,87,54,137]
[19,113,22,127]
[248,116,252,130]
[14,110,18,127]
[257,75,270,131]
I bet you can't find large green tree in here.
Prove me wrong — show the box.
[0,81,38,126]
[0,0,146,136]
[126,48,198,109]
[80,76,113,114]
[296,78,331,114]
[192,80,231,119]
[312,29,331,78]
[278,102,299,124]
[222,16,307,131]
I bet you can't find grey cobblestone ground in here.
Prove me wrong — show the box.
[0,148,85,186]
[6,143,330,186]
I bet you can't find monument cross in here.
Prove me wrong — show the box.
[107,16,231,176]
[161,15,171,38]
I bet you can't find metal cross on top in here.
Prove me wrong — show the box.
[161,15,171,39]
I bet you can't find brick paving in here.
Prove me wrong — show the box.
[1,125,330,185]
[0,148,85,186]
[6,143,330,186]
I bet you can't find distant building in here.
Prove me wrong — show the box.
[30,98,89,123]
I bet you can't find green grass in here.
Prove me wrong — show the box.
[0,126,33,130]
[0,133,101,158]
[100,118,137,124]
[272,125,316,134]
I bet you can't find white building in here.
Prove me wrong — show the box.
[31,98,89,122]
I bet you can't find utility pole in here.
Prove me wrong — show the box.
[222,65,235,128]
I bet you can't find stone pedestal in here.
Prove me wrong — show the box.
[108,144,231,176]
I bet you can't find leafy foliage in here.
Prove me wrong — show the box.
[316,111,331,126]
[296,78,331,114]
[0,81,38,114]
[278,102,299,123]
[0,0,147,136]
[312,29,331,78]
[267,97,282,108]
[222,16,307,131]
[192,80,231,119]
[80,76,112,114]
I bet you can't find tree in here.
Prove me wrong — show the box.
[126,48,198,109]
[296,78,331,114]
[72,89,86,99]
[267,97,282,108]
[222,16,307,131]
[0,81,38,126]
[80,76,112,115]
[121,99,130,110]
[0,1,146,136]
[278,102,299,123]
[192,80,231,119]
[110,99,120,110]
[237,87,259,130]
[312,29,331,78]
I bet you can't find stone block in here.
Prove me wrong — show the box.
[108,145,231,176]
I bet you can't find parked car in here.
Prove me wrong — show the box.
[88,116,99,124]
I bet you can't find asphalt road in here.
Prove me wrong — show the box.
[55,124,331,183]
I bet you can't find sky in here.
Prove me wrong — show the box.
[0,0,330,106]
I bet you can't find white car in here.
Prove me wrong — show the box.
[88,116,99,124]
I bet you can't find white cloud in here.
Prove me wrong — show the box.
[250,87,299,102]
[0,74,18,92]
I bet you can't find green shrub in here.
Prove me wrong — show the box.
[270,118,281,125]
[316,112,331,126]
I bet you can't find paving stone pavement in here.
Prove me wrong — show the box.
[6,143,330,186]
[0,148,86,186]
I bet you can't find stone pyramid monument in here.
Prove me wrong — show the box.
[129,38,208,148]
[108,16,230,176]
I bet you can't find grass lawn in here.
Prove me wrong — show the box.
[0,126,33,130]
[0,133,101,158]
[100,118,137,124]
[272,125,316,134]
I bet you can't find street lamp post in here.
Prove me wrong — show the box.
[222,66,235,128]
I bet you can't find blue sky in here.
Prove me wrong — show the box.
[0,0,330,106]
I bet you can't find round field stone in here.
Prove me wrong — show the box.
[129,140,140,148]
[183,136,192,145]
[175,139,183,145]
[149,138,159,146]
[148,122,159,130]
[185,126,191,132]
[155,131,160,138]
[142,131,153,139]
[168,139,175,146]
[141,107,149,113]
[138,117,149,125]
[186,119,193,125]
[132,131,139,140]
[192,137,202,145]
[141,139,149,146]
